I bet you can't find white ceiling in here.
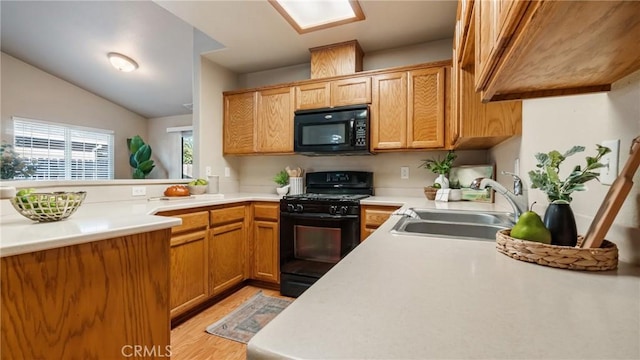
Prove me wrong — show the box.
[1,0,456,119]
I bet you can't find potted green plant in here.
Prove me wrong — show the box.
[273,169,290,196]
[419,151,457,190]
[528,144,610,246]
[127,135,155,179]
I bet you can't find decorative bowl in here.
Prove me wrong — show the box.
[187,184,208,195]
[11,191,87,222]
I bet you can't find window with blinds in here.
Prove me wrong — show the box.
[12,117,114,180]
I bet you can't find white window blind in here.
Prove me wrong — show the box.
[12,117,114,180]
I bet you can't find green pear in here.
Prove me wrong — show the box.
[511,210,552,244]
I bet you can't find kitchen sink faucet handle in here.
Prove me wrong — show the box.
[501,171,523,196]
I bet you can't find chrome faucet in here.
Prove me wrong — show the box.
[470,171,528,222]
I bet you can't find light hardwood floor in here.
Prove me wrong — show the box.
[170,286,290,360]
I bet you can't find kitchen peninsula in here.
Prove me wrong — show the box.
[0,193,278,359]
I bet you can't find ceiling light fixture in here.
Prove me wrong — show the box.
[269,0,365,34]
[108,52,138,72]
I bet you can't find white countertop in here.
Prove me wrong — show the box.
[247,209,640,359]
[0,193,280,257]
[0,193,503,258]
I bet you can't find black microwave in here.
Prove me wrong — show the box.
[293,104,371,155]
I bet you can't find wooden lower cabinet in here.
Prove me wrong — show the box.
[360,205,401,241]
[163,202,280,320]
[170,230,209,318]
[160,210,210,319]
[209,205,248,296]
[252,202,280,284]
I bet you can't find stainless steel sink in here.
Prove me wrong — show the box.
[411,209,514,226]
[391,219,510,241]
[390,208,514,241]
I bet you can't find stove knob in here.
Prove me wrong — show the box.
[287,204,295,212]
[329,205,338,215]
[295,204,304,212]
[340,206,349,215]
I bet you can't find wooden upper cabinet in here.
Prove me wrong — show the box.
[295,82,330,110]
[224,92,256,154]
[475,1,640,102]
[257,87,295,153]
[330,76,372,107]
[475,0,528,92]
[371,65,449,151]
[295,77,371,110]
[371,72,407,150]
[310,40,364,79]
[407,67,445,149]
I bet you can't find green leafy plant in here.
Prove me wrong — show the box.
[273,169,289,187]
[528,145,610,203]
[1,142,37,179]
[419,151,457,176]
[127,135,155,179]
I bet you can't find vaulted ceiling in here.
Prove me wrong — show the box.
[1,1,456,119]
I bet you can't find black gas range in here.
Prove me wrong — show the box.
[279,171,373,297]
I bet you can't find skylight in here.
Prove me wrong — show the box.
[270,0,365,34]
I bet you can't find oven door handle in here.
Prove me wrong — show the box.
[281,212,358,220]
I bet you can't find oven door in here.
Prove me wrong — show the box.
[280,212,360,275]
[279,211,360,297]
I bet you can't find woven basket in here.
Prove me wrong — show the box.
[496,229,618,271]
[11,191,86,222]
[424,186,438,200]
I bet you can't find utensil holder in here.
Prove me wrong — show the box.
[289,177,303,195]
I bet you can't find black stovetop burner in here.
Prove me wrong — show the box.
[282,193,370,202]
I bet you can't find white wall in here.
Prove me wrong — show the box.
[488,70,640,264]
[238,150,487,196]
[0,52,149,179]
[147,114,192,179]
[197,57,240,193]
[236,39,453,89]
[363,38,453,71]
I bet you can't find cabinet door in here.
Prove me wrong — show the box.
[371,72,407,150]
[407,67,446,149]
[295,82,330,110]
[252,203,279,284]
[209,221,246,295]
[170,230,209,318]
[224,92,256,154]
[330,76,371,107]
[475,0,528,91]
[253,220,279,283]
[257,87,295,153]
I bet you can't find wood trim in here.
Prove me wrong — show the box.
[482,85,612,103]
[269,2,365,34]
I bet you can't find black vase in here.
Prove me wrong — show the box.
[544,203,578,247]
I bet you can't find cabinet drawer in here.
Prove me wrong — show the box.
[170,211,209,234]
[210,205,246,226]
[254,203,279,221]
[364,208,396,227]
